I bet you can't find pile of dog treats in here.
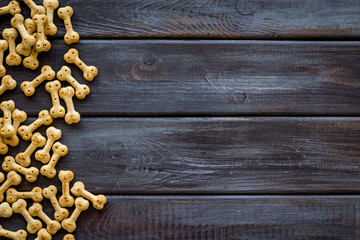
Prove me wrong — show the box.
[0,1,106,239]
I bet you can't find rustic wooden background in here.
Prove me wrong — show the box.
[1,0,360,239]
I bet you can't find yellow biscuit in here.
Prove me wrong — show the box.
[0,225,27,240]
[46,80,66,118]
[15,132,46,167]
[59,87,80,124]
[29,203,61,235]
[3,28,21,66]
[18,110,53,141]
[43,0,59,35]
[12,199,42,234]
[43,185,69,221]
[33,14,51,52]
[0,1,21,16]
[2,156,39,182]
[6,186,43,203]
[40,142,68,178]
[64,48,98,81]
[59,170,75,207]
[35,126,61,164]
[57,66,90,99]
[21,65,55,96]
[71,181,107,210]
[57,6,79,44]
[61,197,89,233]
[0,40,8,77]
[0,171,21,203]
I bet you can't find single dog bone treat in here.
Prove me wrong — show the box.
[25,18,36,34]
[0,171,21,202]
[35,126,61,164]
[61,197,89,233]
[40,142,68,178]
[43,185,69,221]
[64,234,74,240]
[59,87,80,124]
[12,199,43,234]
[44,0,59,35]
[23,34,39,70]
[0,202,13,218]
[57,66,90,99]
[14,16,36,57]
[64,49,98,81]
[33,14,51,52]
[11,14,36,50]
[29,203,61,235]
[71,181,107,210]
[21,0,45,17]
[0,225,27,240]
[0,100,16,138]
[3,28,21,66]
[59,170,75,207]
[0,40,8,77]
[0,119,8,155]
[35,229,52,240]
[0,75,16,95]
[2,156,39,182]
[16,132,46,167]
[6,187,43,203]
[46,80,65,118]
[57,6,79,44]
[4,109,27,147]
[21,65,55,96]
[18,110,53,141]
[0,1,21,16]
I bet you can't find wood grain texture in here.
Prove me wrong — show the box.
[3,40,360,116]
[9,117,360,194]
[2,195,360,239]
[2,0,360,39]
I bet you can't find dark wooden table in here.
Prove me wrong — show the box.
[1,0,360,239]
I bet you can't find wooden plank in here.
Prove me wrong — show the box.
[3,40,360,116]
[1,195,360,239]
[11,117,360,194]
[2,0,360,39]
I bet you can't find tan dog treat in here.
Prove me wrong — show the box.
[57,66,90,99]
[29,203,61,235]
[44,0,59,35]
[0,202,13,218]
[40,142,68,178]
[57,6,79,44]
[21,0,45,17]
[0,225,27,240]
[33,14,51,52]
[4,109,27,147]
[15,17,36,57]
[59,87,80,124]
[25,18,36,34]
[18,110,53,140]
[43,185,69,221]
[16,132,46,167]
[59,170,74,207]
[35,229,52,240]
[0,1,21,16]
[0,119,8,155]
[63,234,74,240]
[0,40,8,77]
[0,172,4,182]
[11,14,36,52]
[21,65,55,96]
[0,171,21,202]
[35,126,61,164]
[0,100,16,138]
[46,80,65,118]
[3,28,21,66]
[0,75,17,95]
[12,199,42,234]
[6,187,43,203]
[61,197,89,233]
[64,49,98,81]
[71,181,107,210]
[2,156,39,182]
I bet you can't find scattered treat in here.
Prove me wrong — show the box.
[64,49,98,81]
[24,18,36,34]
[59,87,80,124]
[0,75,17,96]
[43,0,59,35]
[16,132,46,167]
[0,100,16,138]
[46,80,65,118]
[11,14,36,52]
[57,6,79,44]
[0,225,27,240]
[35,126,61,164]
[43,185,69,221]
[71,182,107,210]
[18,110,53,141]
[61,197,89,233]
[4,108,27,147]
[29,203,61,235]
[21,65,55,96]
[34,228,52,240]
[0,40,8,77]
[0,1,21,16]
[6,186,43,203]
[40,142,68,178]
[33,14,51,52]
[2,156,39,182]
[23,33,39,70]
[12,199,42,234]
[0,202,13,218]
[21,0,45,18]
[57,66,90,99]
[0,171,21,202]
[64,234,74,240]
[59,170,74,207]
[0,119,9,155]
[2,28,22,66]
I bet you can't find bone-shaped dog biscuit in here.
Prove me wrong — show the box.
[0,202,13,218]
[12,199,43,234]
[0,172,4,183]
[23,34,39,70]
[11,14,36,51]
[35,126,61,164]
[4,109,27,147]
[0,119,8,155]
[57,66,90,99]
[64,48,98,81]
[71,181,107,210]
[16,18,36,57]
[0,75,17,95]
[21,65,55,96]
[6,187,43,203]
[59,87,80,124]
[3,156,39,182]
[21,0,45,17]
[43,185,69,221]
[0,225,27,240]
[59,170,74,207]
[44,0,59,35]
[0,100,16,138]
[46,80,65,118]
[0,40,8,77]
[34,229,52,240]
[64,234,75,240]
[0,1,21,16]
[18,110,53,141]
[29,203,61,235]
[16,132,46,167]
[0,171,21,202]
[58,6,79,44]
[62,197,89,233]
[40,142,68,178]
[3,28,21,66]
[33,14,51,52]
[25,18,36,34]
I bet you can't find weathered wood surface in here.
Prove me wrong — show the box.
[9,117,360,194]
[2,0,360,39]
[3,40,360,116]
[2,195,360,239]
